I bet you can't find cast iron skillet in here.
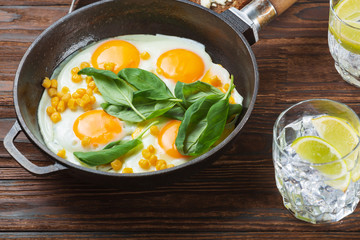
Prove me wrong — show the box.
[4,0,295,187]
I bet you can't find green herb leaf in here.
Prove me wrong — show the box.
[163,105,186,121]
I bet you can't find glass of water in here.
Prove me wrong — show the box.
[273,99,360,223]
[328,0,360,86]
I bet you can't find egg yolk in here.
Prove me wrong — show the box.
[201,69,222,87]
[91,40,140,73]
[158,120,185,158]
[156,49,205,83]
[73,110,122,146]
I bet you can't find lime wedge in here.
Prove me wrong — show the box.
[330,0,360,53]
[312,116,359,181]
[325,173,351,192]
[291,136,349,190]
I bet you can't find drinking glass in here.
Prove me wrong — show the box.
[273,99,360,223]
[328,0,360,86]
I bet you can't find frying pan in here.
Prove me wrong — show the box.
[4,0,296,187]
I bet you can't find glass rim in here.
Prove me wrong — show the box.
[330,0,360,31]
[273,98,360,167]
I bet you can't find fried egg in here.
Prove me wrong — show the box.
[38,34,242,173]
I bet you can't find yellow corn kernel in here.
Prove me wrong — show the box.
[57,100,66,113]
[86,76,93,84]
[72,92,81,99]
[94,87,101,94]
[68,98,77,110]
[57,91,64,99]
[80,61,90,69]
[104,62,115,71]
[46,106,56,116]
[61,86,70,93]
[139,159,151,170]
[156,160,167,170]
[88,80,96,89]
[140,51,150,60]
[42,77,51,88]
[76,88,86,96]
[71,74,82,83]
[220,87,226,94]
[149,155,158,166]
[62,93,71,103]
[132,127,143,139]
[86,88,93,96]
[82,104,92,112]
[71,67,80,75]
[47,87,57,97]
[148,145,156,154]
[167,164,175,168]
[142,149,151,159]
[81,94,91,105]
[81,136,91,147]
[122,167,133,173]
[57,149,66,158]
[150,125,159,136]
[89,95,96,104]
[223,83,230,92]
[51,96,60,108]
[50,79,58,88]
[111,159,123,171]
[229,96,235,104]
[156,68,163,75]
[76,98,83,107]
[50,112,61,123]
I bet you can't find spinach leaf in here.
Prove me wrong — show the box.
[163,105,186,121]
[228,104,243,120]
[74,122,157,166]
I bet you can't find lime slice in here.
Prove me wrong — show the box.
[291,136,349,190]
[312,116,359,181]
[325,173,351,192]
[330,0,360,53]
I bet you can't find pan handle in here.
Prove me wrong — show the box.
[4,121,67,175]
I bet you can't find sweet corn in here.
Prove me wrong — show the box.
[122,167,133,173]
[57,149,66,158]
[80,61,90,69]
[89,95,96,104]
[167,164,175,168]
[71,67,79,75]
[229,96,235,104]
[150,125,159,136]
[57,100,66,113]
[139,159,151,170]
[61,86,70,93]
[223,83,230,92]
[142,149,151,159]
[68,98,77,110]
[156,160,167,170]
[148,145,156,154]
[51,96,60,108]
[111,159,123,171]
[72,92,81,99]
[50,112,61,123]
[46,106,56,116]
[62,93,71,103]
[86,88,93,96]
[42,77,51,88]
[149,155,158,166]
[81,136,91,147]
[71,74,82,83]
[82,104,92,112]
[94,87,101,94]
[132,127,143,139]
[57,91,64,99]
[76,88,86,96]
[76,98,83,107]
[86,76,93,84]
[81,94,90,104]
[140,51,150,60]
[104,62,115,71]
[88,81,96,89]
[47,88,57,97]
[50,79,58,88]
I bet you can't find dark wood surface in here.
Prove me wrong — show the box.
[1,0,360,238]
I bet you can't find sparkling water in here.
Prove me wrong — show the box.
[273,115,359,223]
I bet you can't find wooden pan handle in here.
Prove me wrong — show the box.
[270,0,297,16]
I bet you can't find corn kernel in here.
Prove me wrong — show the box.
[47,87,57,97]
[76,88,86,96]
[156,160,167,170]
[140,51,150,60]
[61,86,70,93]
[82,94,90,104]
[80,61,90,69]
[72,92,81,99]
[89,95,96,104]
[57,91,64,99]
[220,88,227,94]
[57,149,66,158]
[81,136,91,147]
[122,167,133,173]
[149,155,158,166]
[50,79,58,88]
[68,98,77,110]
[94,87,101,94]
[132,127,143,139]
[86,88,93,96]
[76,98,83,107]
[42,77,51,88]
[223,83,230,92]
[62,93,71,103]
[50,112,61,123]
[71,74,82,83]
[71,67,79,75]
[86,76,93,84]
[82,104,92,112]
[167,164,175,168]
[150,125,159,136]
[148,145,156,154]
[104,62,115,71]
[139,159,151,170]
[46,106,56,116]
[57,100,66,113]
[88,81,96,89]
[229,96,235,104]
[111,159,123,171]
[142,149,151,159]
[156,68,163,75]
[51,96,60,108]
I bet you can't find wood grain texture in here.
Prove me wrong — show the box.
[1,0,360,238]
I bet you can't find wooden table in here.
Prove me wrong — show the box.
[1,0,360,238]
